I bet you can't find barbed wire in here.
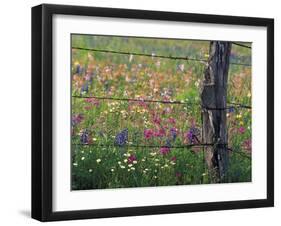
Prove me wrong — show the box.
[228,148,251,159]
[72,46,251,67]
[232,42,252,49]
[72,142,251,159]
[72,95,251,110]
[72,143,216,148]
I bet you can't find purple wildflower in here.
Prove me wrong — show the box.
[80,129,89,144]
[185,127,200,144]
[228,106,235,113]
[80,82,89,94]
[185,130,195,143]
[72,114,83,126]
[115,128,128,146]
[165,139,172,148]
[170,127,177,141]
[75,64,82,74]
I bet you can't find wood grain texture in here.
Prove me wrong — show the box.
[201,41,232,182]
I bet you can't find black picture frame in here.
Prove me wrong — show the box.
[32,3,274,222]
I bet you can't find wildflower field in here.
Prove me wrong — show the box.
[71,35,252,190]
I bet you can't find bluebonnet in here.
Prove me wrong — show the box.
[75,64,80,74]
[80,82,89,95]
[115,128,128,146]
[186,127,200,144]
[165,139,172,148]
[186,130,194,143]
[80,129,89,144]
[190,127,200,136]
[75,65,83,75]
[170,128,177,141]
[227,106,235,113]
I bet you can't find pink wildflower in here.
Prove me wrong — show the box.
[171,156,177,162]
[72,114,84,126]
[238,126,246,134]
[85,73,92,81]
[144,129,154,139]
[243,139,252,152]
[162,107,172,115]
[153,115,161,125]
[138,100,147,108]
[159,146,170,155]
[128,154,137,164]
[85,98,100,106]
[154,128,166,137]
[168,118,176,124]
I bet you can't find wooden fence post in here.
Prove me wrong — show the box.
[201,41,232,182]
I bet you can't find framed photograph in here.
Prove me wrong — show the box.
[32,4,274,221]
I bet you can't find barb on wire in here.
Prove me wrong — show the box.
[72,46,251,67]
